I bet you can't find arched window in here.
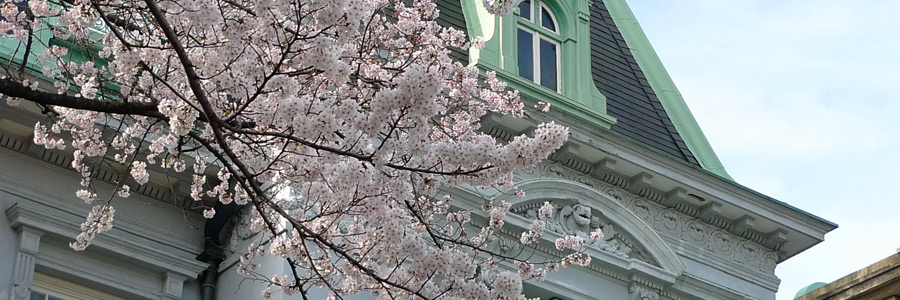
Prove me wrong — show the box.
[516,0,560,92]
[458,0,617,128]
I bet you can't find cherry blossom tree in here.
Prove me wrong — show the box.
[0,0,597,298]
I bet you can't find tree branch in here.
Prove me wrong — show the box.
[0,77,163,118]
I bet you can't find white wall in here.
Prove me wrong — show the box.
[0,190,22,299]
[0,145,207,300]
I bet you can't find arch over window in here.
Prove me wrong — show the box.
[494,178,686,276]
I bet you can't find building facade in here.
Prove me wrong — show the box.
[0,0,836,299]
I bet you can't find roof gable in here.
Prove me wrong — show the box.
[589,1,700,167]
[589,0,731,179]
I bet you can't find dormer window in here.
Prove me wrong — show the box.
[516,0,560,92]
[457,0,617,128]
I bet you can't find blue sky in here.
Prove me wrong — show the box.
[627,1,900,299]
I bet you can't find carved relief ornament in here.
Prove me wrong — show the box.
[514,162,779,274]
[510,198,654,265]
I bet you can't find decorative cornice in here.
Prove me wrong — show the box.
[0,149,204,255]
[5,200,206,278]
[488,126,782,253]
[0,130,202,211]
[480,114,830,262]
[511,162,781,286]
[484,104,835,262]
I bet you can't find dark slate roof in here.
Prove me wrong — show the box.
[435,0,469,64]
[590,0,700,167]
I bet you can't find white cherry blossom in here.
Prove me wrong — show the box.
[0,0,585,298]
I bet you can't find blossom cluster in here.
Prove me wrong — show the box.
[70,205,115,251]
[482,0,520,15]
[0,0,578,299]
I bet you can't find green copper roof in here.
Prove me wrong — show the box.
[794,282,827,298]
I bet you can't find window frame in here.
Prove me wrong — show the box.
[30,273,126,300]
[539,2,559,34]
[518,0,533,22]
[517,1,562,93]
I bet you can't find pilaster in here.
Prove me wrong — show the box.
[9,226,43,300]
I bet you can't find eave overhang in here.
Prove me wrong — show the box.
[483,110,837,263]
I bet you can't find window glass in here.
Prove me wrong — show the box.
[516,1,561,92]
[541,6,556,32]
[539,38,557,90]
[518,0,531,20]
[31,292,48,300]
[31,273,126,300]
[517,28,534,81]
[30,291,68,300]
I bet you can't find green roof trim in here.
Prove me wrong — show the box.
[794,282,827,299]
[603,0,732,180]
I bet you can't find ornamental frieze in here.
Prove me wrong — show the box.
[510,198,654,265]
[514,162,778,274]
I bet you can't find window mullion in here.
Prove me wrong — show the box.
[533,30,540,85]
[555,38,561,92]
[517,23,562,45]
